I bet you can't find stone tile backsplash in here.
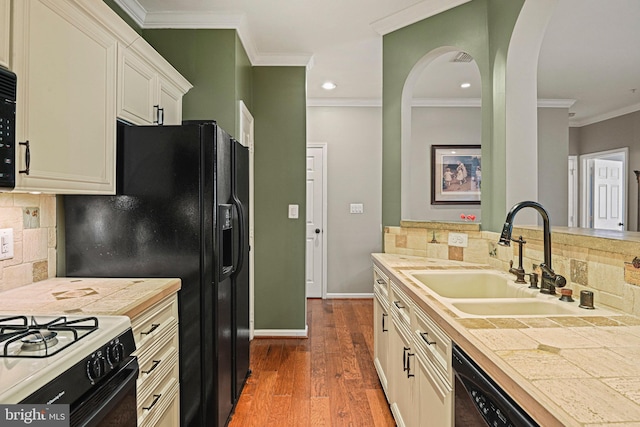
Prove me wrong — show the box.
[384,222,640,317]
[0,194,56,292]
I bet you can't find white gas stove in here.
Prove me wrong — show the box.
[0,314,136,405]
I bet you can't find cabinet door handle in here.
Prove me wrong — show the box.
[393,301,405,310]
[420,331,436,346]
[143,394,162,411]
[376,279,386,285]
[153,105,165,125]
[19,141,30,175]
[403,346,410,371]
[382,313,388,332]
[406,352,415,378]
[141,323,160,335]
[141,359,161,375]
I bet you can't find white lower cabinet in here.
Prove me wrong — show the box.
[131,294,180,427]
[414,305,453,426]
[390,317,416,427]
[374,264,454,427]
[373,267,391,395]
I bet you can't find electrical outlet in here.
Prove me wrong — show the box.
[0,228,14,260]
[448,232,468,248]
[350,203,364,214]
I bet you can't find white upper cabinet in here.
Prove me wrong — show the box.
[12,0,118,193]
[9,0,191,194]
[0,0,9,69]
[118,38,192,126]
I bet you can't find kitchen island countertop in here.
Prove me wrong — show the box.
[0,277,181,319]
[374,252,640,427]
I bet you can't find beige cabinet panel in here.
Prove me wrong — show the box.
[118,46,157,125]
[12,0,116,193]
[158,77,184,126]
[133,294,180,427]
[117,38,191,126]
[0,0,9,69]
[389,320,416,427]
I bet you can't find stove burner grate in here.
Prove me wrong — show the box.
[0,315,99,358]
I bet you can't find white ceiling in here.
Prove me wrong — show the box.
[115,0,640,126]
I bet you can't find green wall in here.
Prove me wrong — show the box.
[252,67,307,330]
[143,29,241,132]
[382,0,524,231]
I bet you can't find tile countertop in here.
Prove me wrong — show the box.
[0,277,181,319]
[373,253,640,427]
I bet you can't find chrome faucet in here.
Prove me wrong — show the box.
[498,201,566,294]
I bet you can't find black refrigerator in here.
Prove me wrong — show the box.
[62,121,251,427]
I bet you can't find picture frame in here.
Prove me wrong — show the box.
[431,145,481,205]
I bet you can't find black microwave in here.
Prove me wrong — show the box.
[0,67,16,190]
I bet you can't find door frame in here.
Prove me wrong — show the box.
[579,147,628,229]
[238,100,255,338]
[307,143,328,299]
[568,155,578,227]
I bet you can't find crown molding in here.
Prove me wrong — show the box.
[112,0,312,67]
[571,102,640,128]
[307,98,382,107]
[370,0,471,36]
[412,98,480,107]
[537,99,576,108]
[112,0,146,27]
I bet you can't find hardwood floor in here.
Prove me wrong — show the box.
[229,298,396,426]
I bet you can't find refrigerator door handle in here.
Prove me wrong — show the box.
[231,194,245,278]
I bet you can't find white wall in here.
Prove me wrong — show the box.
[307,106,383,295]
[407,106,482,221]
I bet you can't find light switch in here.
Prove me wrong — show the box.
[350,203,364,214]
[0,228,13,260]
[288,204,299,219]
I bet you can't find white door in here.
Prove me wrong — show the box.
[239,101,255,338]
[592,158,624,230]
[306,146,326,298]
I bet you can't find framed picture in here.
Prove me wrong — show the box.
[431,145,481,205]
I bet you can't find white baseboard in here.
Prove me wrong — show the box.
[325,293,374,299]
[253,325,308,338]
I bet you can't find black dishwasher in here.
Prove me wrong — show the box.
[453,345,538,427]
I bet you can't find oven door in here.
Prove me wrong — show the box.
[70,356,138,427]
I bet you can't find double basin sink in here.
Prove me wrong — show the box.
[406,269,613,318]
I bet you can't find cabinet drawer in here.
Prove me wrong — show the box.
[390,281,412,330]
[413,305,451,382]
[140,384,179,427]
[132,295,178,352]
[374,283,389,311]
[416,349,452,399]
[374,266,390,300]
[136,323,179,392]
[137,350,179,419]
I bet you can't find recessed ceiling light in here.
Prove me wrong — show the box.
[321,81,337,90]
[460,82,471,89]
